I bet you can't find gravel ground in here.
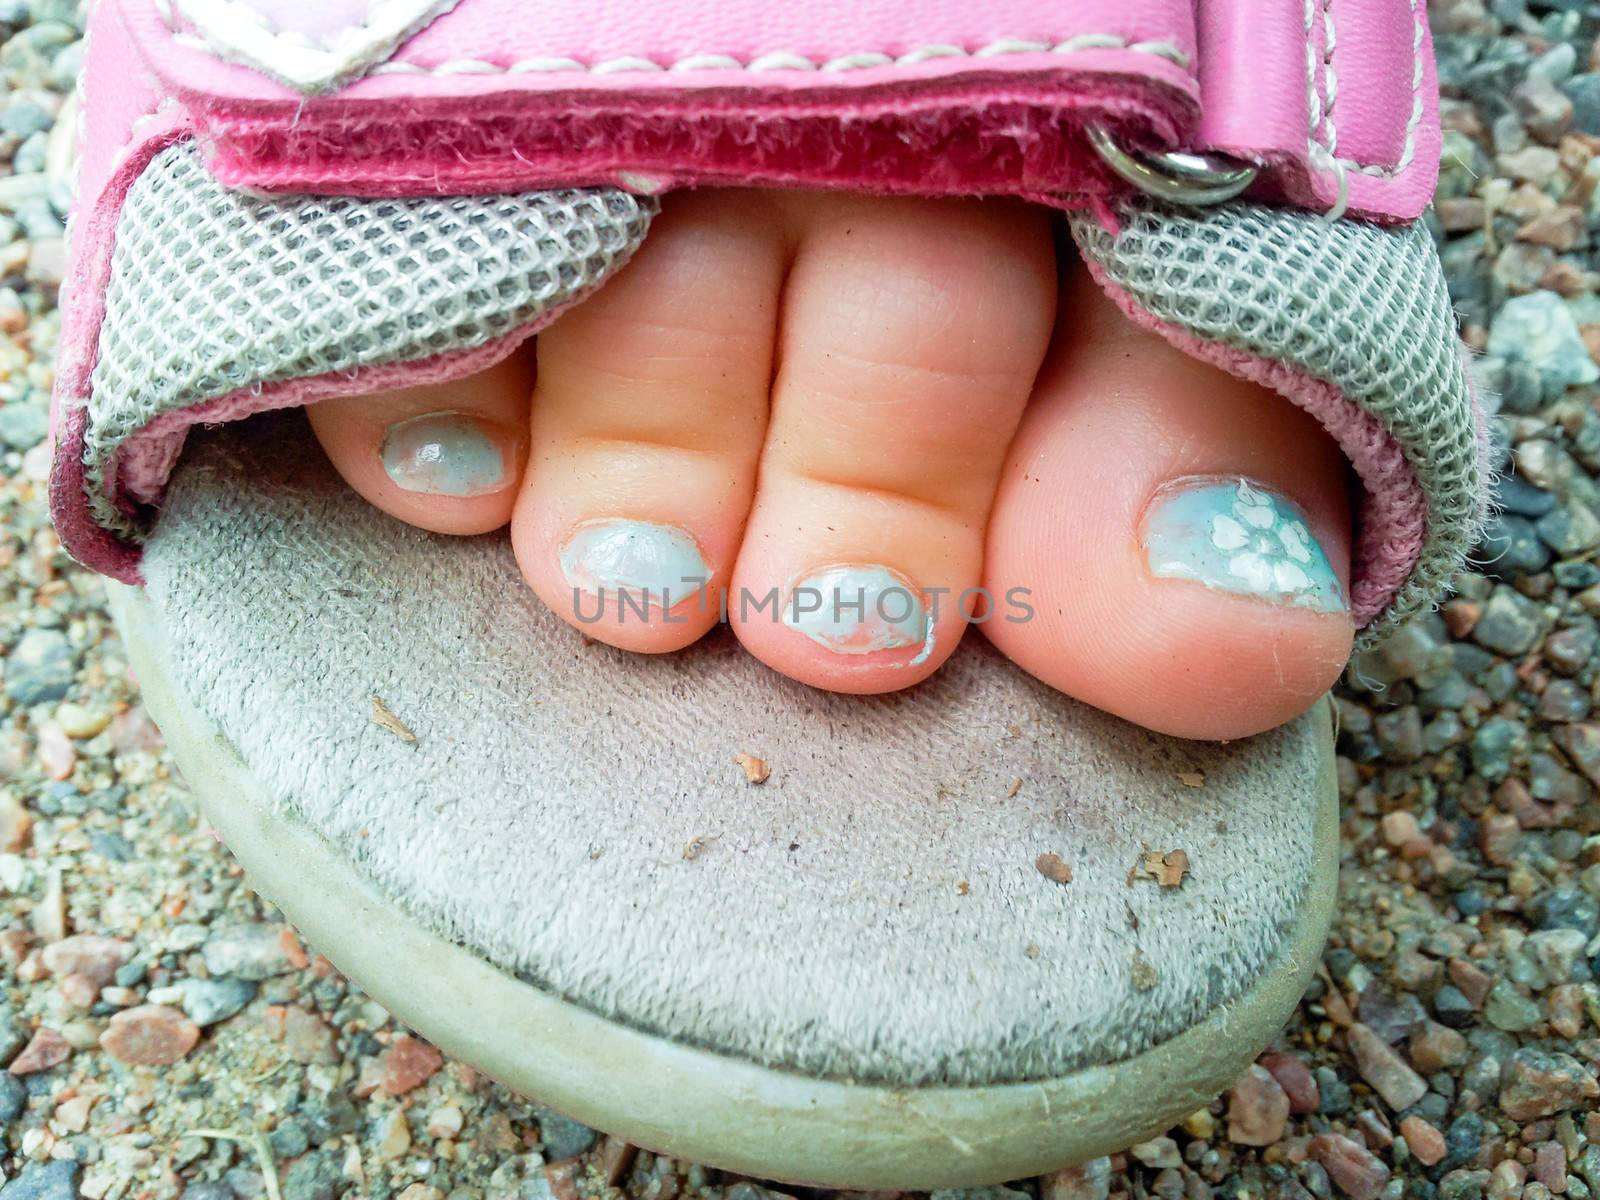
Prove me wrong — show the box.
[4,2,1600,1199]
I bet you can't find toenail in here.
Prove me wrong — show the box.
[560,520,709,606]
[1142,478,1347,613]
[783,565,933,659]
[381,411,512,497]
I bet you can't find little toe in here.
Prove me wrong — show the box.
[511,191,788,653]
[307,354,532,536]
[982,267,1356,740]
[729,195,1056,693]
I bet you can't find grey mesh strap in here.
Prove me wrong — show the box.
[84,142,657,539]
[1070,201,1483,646]
[82,146,1477,645]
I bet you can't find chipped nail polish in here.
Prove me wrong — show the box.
[381,412,509,497]
[784,565,932,658]
[1143,478,1347,613]
[560,520,709,604]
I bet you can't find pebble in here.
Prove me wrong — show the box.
[1227,1063,1290,1144]
[0,1162,80,1200]
[536,1106,599,1160]
[1347,1022,1428,1110]
[167,977,256,1027]
[376,1107,411,1160]
[200,924,294,981]
[7,1027,68,1074]
[282,1151,343,1200]
[1312,1133,1393,1200]
[281,1006,337,1064]
[1041,1161,1112,1200]
[1401,1115,1448,1166]
[0,1072,24,1121]
[378,1034,442,1095]
[1486,978,1545,1030]
[39,935,130,987]
[1488,291,1600,392]
[99,1005,200,1066]
[1411,1021,1470,1072]
[1127,1137,1179,1169]
[1474,586,1546,655]
[1499,1047,1600,1119]
[3,628,74,705]
[1380,811,1422,847]
[1259,1051,1320,1112]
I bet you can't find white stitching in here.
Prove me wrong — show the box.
[159,0,1194,77]
[1307,0,1425,182]
[348,35,1192,77]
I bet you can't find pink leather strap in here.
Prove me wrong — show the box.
[1195,0,1439,221]
[101,0,1438,220]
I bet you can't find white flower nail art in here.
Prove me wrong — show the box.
[1144,478,1346,613]
[1206,481,1331,604]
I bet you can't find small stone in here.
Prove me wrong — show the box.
[40,935,131,988]
[0,792,32,852]
[377,1108,411,1160]
[1227,1063,1290,1144]
[282,1006,337,1064]
[1528,928,1589,983]
[379,1034,442,1095]
[1485,979,1544,1031]
[1549,984,1586,1039]
[1401,1116,1448,1167]
[1533,1144,1568,1193]
[0,1161,81,1200]
[1381,811,1422,847]
[537,1107,599,1160]
[1347,1022,1428,1110]
[1519,206,1585,249]
[1311,1134,1392,1200]
[1488,291,1600,393]
[7,1027,69,1075]
[171,978,256,1027]
[1514,75,1576,142]
[1411,1021,1469,1073]
[1040,1158,1112,1200]
[1530,884,1600,935]
[1358,986,1428,1043]
[1474,586,1544,656]
[1538,503,1600,555]
[0,1073,25,1122]
[1481,811,1522,865]
[425,1105,464,1139]
[1545,625,1597,674]
[1129,1137,1181,1169]
[100,1005,200,1065]
[1499,1048,1600,1120]
[52,703,109,739]
[201,924,295,981]
[3,629,74,705]
[1260,1051,1320,1113]
[282,1152,343,1200]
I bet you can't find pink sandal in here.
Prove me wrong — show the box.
[52,0,1484,1186]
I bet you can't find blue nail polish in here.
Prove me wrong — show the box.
[381,412,509,497]
[560,520,709,602]
[783,565,933,658]
[1143,478,1347,613]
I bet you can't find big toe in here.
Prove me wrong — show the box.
[982,266,1356,741]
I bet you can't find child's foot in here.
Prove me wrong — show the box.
[305,191,1354,741]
